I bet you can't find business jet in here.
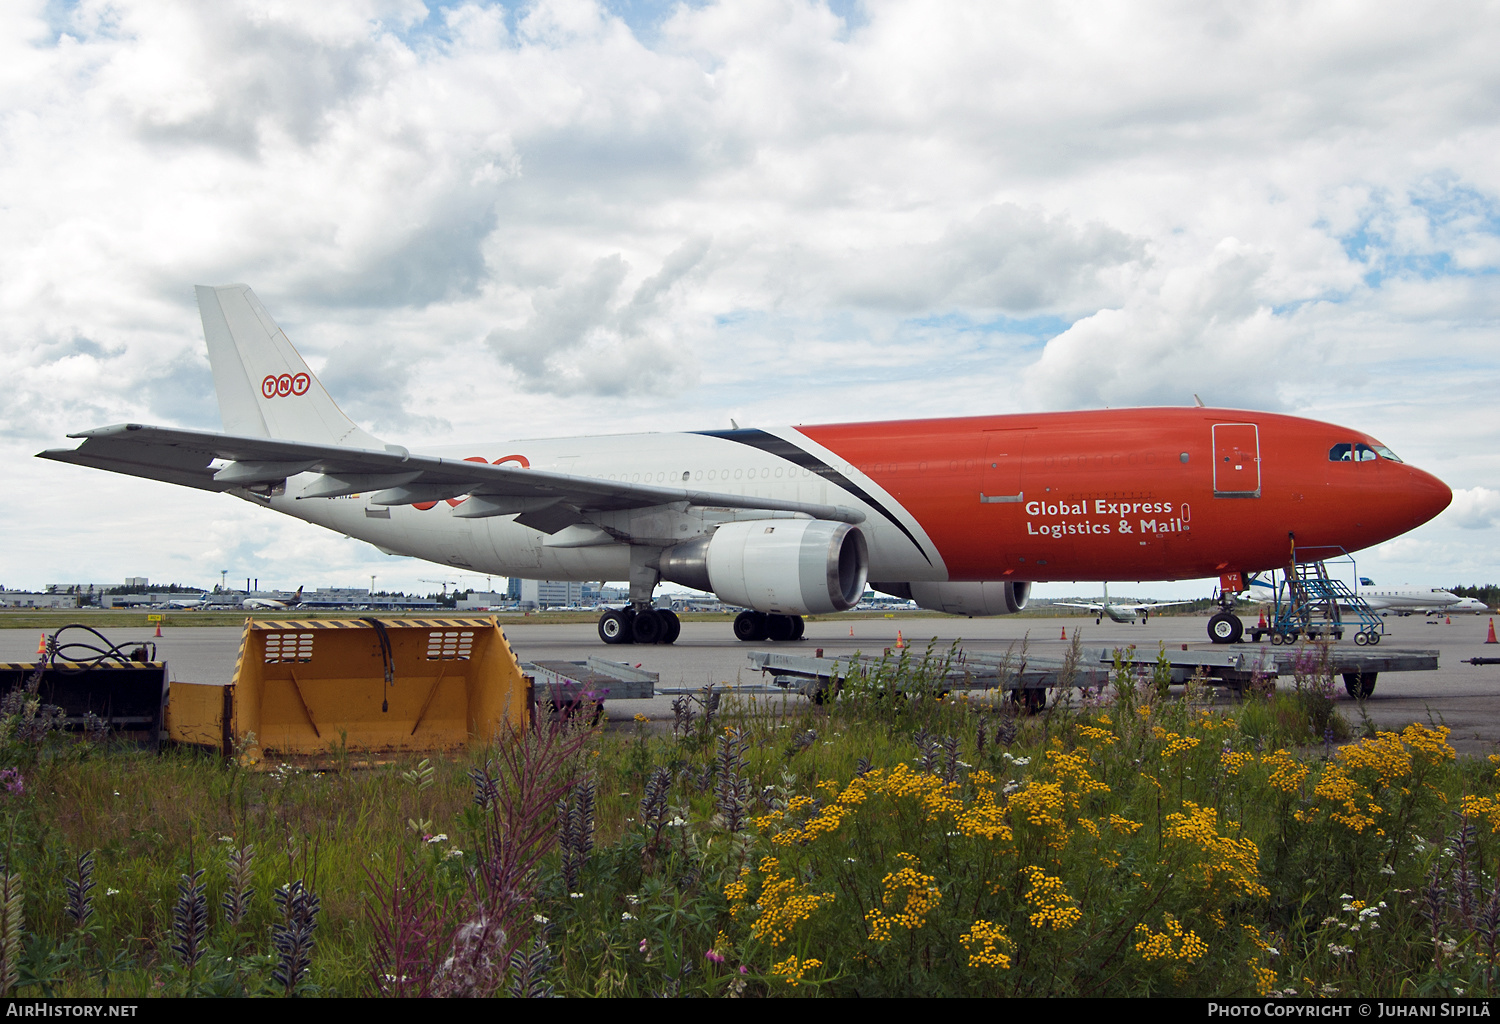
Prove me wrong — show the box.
[38,285,1452,647]
[1351,579,1467,616]
[1054,583,1197,624]
[1433,597,1491,615]
[242,586,303,610]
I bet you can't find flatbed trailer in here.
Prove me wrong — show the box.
[749,642,1439,706]
[523,658,657,707]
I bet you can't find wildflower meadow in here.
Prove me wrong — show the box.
[0,641,1496,997]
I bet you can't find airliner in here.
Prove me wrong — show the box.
[243,587,303,611]
[1054,582,1197,624]
[38,285,1453,647]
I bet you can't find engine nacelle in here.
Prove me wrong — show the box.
[873,581,1031,616]
[660,520,869,615]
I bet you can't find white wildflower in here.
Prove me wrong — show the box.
[622,912,637,921]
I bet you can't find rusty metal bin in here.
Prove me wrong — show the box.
[169,617,530,763]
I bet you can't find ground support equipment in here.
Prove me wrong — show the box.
[1246,558,1385,647]
[165,617,530,764]
[523,657,656,723]
[750,641,1438,707]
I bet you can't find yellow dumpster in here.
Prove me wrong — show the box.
[171,617,530,763]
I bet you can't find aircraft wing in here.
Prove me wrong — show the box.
[38,423,868,532]
[1053,602,1104,612]
[1134,599,1198,612]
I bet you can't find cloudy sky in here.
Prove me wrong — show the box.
[2,0,1497,599]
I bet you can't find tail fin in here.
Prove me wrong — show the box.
[195,284,384,448]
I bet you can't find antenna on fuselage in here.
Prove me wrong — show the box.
[1193,394,1205,407]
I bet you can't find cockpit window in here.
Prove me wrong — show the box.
[1330,442,1401,463]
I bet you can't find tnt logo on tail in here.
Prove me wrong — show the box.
[262,373,310,399]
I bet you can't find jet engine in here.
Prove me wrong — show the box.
[660,520,868,615]
[873,580,1031,616]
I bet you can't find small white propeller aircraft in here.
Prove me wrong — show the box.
[1054,583,1197,624]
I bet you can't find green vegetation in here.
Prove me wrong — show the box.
[0,647,1497,997]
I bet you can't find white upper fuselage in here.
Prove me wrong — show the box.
[266,430,947,584]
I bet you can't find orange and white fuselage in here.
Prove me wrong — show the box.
[277,408,1450,586]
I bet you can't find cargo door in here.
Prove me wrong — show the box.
[1212,423,1261,498]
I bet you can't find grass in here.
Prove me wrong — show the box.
[0,644,1497,997]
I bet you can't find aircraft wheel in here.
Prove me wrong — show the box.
[1207,612,1242,645]
[632,609,665,645]
[774,617,810,641]
[790,615,805,640]
[598,610,633,645]
[659,609,681,645]
[1013,688,1046,714]
[1343,671,1377,699]
[733,611,769,642]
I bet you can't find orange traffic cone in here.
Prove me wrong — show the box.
[35,633,45,656]
[849,625,855,637]
[895,630,905,649]
[154,622,162,638]
[1257,609,1267,629]
[1060,627,1068,640]
[1487,618,1498,644]
[1446,616,1452,625]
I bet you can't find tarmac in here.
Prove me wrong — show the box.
[3,613,1498,754]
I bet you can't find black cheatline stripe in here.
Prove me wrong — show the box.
[693,428,932,566]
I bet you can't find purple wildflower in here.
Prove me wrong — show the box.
[0,770,22,797]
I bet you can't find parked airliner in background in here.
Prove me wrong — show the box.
[1054,582,1197,624]
[242,586,303,611]
[38,285,1453,646]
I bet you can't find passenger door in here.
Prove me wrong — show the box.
[1212,423,1261,498]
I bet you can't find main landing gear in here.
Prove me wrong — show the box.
[598,607,682,645]
[732,611,805,642]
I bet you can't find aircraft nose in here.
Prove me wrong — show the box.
[1409,466,1452,527]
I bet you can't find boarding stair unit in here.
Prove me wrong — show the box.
[1247,555,1385,647]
